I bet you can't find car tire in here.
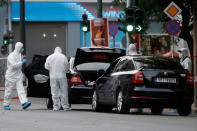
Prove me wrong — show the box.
[46,96,53,109]
[116,90,130,114]
[151,106,163,115]
[177,104,191,116]
[92,89,102,112]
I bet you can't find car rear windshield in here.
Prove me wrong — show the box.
[133,57,183,70]
[76,63,110,71]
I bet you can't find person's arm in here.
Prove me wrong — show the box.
[44,56,50,70]
[64,56,69,72]
[8,56,22,69]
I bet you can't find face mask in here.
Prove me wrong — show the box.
[20,49,24,53]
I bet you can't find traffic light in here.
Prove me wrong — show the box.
[125,7,135,33]
[3,32,14,45]
[3,34,9,45]
[82,13,89,32]
[135,8,144,33]
[1,45,7,55]
[124,7,145,33]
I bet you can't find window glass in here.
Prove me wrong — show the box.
[104,59,120,76]
[113,60,127,72]
[120,60,135,71]
[134,57,183,70]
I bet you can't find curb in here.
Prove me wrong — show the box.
[192,105,197,114]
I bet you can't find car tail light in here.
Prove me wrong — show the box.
[187,73,194,85]
[132,71,144,84]
[69,74,83,85]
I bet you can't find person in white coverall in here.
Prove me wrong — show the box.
[4,42,31,110]
[45,47,70,111]
[127,44,138,55]
[178,48,192,73]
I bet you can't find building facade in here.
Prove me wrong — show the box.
[9,0,168,62]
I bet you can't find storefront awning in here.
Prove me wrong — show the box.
[11,2,97,21]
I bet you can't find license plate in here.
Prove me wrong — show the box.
[154,78,176,84]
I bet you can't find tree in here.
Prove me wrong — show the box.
[112,0,193,57]
[0,0,7,6]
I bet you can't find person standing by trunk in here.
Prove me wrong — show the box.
[178,48,192,73]
[45,47,70,111]
[3,42,31,110]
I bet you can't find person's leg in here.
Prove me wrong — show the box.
[50,78,61,110]
[16,77,28,105]
[59,78,70,110]
[4,80,15,107]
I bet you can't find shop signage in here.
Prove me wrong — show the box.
[103,6,125,19]
[90,18,109,47]
[165,20,180,35]
[164,1,182,19]
[109,24,118,37]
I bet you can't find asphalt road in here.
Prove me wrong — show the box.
[0,91,197,131]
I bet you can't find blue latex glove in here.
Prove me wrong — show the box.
[22,59,27,64]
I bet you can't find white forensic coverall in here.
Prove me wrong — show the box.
[4,42,28,106]
[127,44,138,55]
[45,47,70,110]
[179,48,192,73]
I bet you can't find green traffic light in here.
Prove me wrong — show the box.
[3,40,8,45]
[136,25,142,32]
[126,25,134,32]
[82,26,88,32]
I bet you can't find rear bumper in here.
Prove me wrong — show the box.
[69,85,93,103]
[125,87,194,108]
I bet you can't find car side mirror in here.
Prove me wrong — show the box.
[97,69,105,78]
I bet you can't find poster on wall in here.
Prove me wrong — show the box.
[90,18,109,47]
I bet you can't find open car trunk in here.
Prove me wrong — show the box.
[73,47,125,87]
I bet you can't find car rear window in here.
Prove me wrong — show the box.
[133,57,183,70]
[76,62,110,71]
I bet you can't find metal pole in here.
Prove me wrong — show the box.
[97,0,102,18]
[172,36,174,58]
[126,0,130,55]
[83,32,86,47]
[20,0,26,55]
[193,0,197,108]
[7,0,12,54]
[113,36,115,48]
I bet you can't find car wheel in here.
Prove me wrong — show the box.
[151,106,163,115]
[116,90,130,114]
[92,90,102,112]
[46,96,53,109]
[178,104,191,116]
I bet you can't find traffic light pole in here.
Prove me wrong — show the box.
[97,0,102,18]
[126,0,136,54]
[20,0,26,55]
[83,32,86,47]
[8,0,12,54]
[126,0,130,55]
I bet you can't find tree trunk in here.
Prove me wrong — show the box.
[193,0,197,107]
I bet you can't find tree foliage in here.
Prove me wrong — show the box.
[112,0,193,56]
[0,0,7,6]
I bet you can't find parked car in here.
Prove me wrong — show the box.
[67,47,125,103]
[92,56,194,116]
[24,55,50,98]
